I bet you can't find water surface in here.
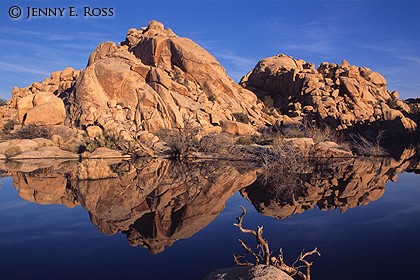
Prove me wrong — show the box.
[0,153,419,280]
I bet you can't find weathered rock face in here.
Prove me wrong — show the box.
[70,20,274,139]
[240,54,417,134]
[242,148,418,219]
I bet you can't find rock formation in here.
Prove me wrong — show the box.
[240,54,417,134]
[0,20,282,160]
[0,20,418,159]
[71,20,276,140]
[0,67,78,126]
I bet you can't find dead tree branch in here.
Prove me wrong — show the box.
[233,206,320,280]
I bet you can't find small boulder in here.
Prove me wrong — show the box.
[24,92,66,126]
[86,126,103,138]
[221,120,255,136]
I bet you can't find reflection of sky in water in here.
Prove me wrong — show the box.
[0,172,419,280]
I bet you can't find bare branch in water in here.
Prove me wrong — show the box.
[233,206,320,280]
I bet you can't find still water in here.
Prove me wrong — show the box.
[0,154,419,280]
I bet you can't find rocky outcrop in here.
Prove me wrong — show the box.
[69,20,274,140]
[240,54,417,134]
[0,67,79,126]
[242,148,417,219]
[0,138,59,158]
[1,20,418,156]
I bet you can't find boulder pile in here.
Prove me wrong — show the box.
[240,54,417,134]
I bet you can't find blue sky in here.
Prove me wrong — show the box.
[1,0,420,100]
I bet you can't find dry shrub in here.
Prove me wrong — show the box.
[84,131,134,153]
[155,118,201,158]
[13,124,51,139]
[279,123,306,138]
[156,118,238,159]
[232,112,250,124]
[236,136,256,145]
[260,136,313,198]
[2,119,19,134]
[233,207,320,280]
[4,146,23,158]
[305,122,337,144]
[199,133,235,156]
[350,131,388,156]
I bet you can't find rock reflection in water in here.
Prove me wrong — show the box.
[9,159,257,254]
[242,148,420,219]
[6,148,420,255]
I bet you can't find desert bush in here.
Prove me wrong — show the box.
[278,120,350,150]
[84,131,134,153]
[2,119,19,134]
[156,119,238,159]
[4,146,23,158]
[0,98,7,106]
[262,95,274,109]
[304,121,348,147]
[232,112,249,124]
[279,123,306,138]
[350,131,388,156]
[236,136,256,145]
[260,136,313,197]
[235,133,273,146]
[208,95,216,102]
[198,133,234,156]
[387,98,399,110]
[13,124,51,139]
[155,118,201,158]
